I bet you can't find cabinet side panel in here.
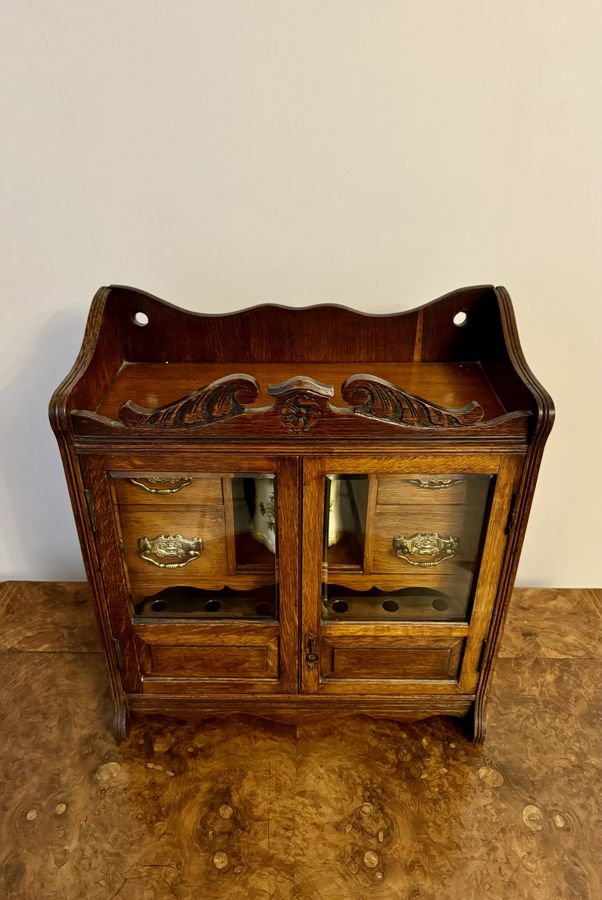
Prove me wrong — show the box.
[55,443,128,722]
[81,456,142,692]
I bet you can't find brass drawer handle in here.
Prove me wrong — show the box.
[129,476,193,494]
[392,532,458,567]
[408,478,465,490]
[138,534,203,568]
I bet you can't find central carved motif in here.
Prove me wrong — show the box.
[278,393,324,433]
[268,376,335,434]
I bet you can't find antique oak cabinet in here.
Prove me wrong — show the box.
[50,285,553,741]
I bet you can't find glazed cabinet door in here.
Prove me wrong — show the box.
[301,454,522,696]
[80,453,299,695]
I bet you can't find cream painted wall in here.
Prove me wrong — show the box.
[1,1,600,585]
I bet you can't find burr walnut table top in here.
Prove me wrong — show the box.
[1,580,599,900]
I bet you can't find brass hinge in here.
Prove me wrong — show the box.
[505,492,519,535]
[118,538,126,557]
[84,489,97,532]
[112,636,125,673]
[477,639,488,672]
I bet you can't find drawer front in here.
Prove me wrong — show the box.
[138,638,279,680]
[371,504,482,574]
[113,475,223,507]
[134,626,280,688]
[319,634,465,682]
[146,643,276,678]
[377,474,471,506]
[119,505,228,593]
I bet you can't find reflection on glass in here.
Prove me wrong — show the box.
[322,473,493,622]
[233,476,277,567]
[113,473,278,621]
[324,475,369,570]
[250,475,276,553]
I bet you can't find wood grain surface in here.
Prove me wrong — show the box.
[498,588,602,659]
[97,361,507,423]
[1,581,599,900]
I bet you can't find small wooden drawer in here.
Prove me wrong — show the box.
[118,505,228,592]
[142,641,278,679]
[113,474,223,507]
[135,627,279,682]
[376,475,471,506]
[370,503,482,574]
[319,633,465,682]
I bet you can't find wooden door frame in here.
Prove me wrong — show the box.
[80,451,301,695]
[300,453,523,695]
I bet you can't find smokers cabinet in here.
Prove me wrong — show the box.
[50,285,553,740]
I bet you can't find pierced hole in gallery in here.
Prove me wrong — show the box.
[453,310,468,327]
[133,311,149,326]
[205,600,221,612]
[151,599,167,612]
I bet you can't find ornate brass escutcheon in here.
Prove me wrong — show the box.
[129,476,194,494]
[408,478,465,490]
[138,534,203,568]
[392,532,458,567]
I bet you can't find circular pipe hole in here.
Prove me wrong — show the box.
[255,602,272,616]
[133,311,149,326]
[453,310,468,327]
[151,599,167,612]
[382,599,399,613]
[205,599,221,612]
[331,599,349,613]
[432,597,449,611]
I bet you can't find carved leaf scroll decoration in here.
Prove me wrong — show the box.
[73,370,506,435]
[341,374,485,428]
[118,374,259,428]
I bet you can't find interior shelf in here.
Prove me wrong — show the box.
[134,585,277,621]
[322,585,468,622]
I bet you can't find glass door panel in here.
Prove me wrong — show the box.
[82,453,299,696]
[111,472,279,621]
[322,473,493,623]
